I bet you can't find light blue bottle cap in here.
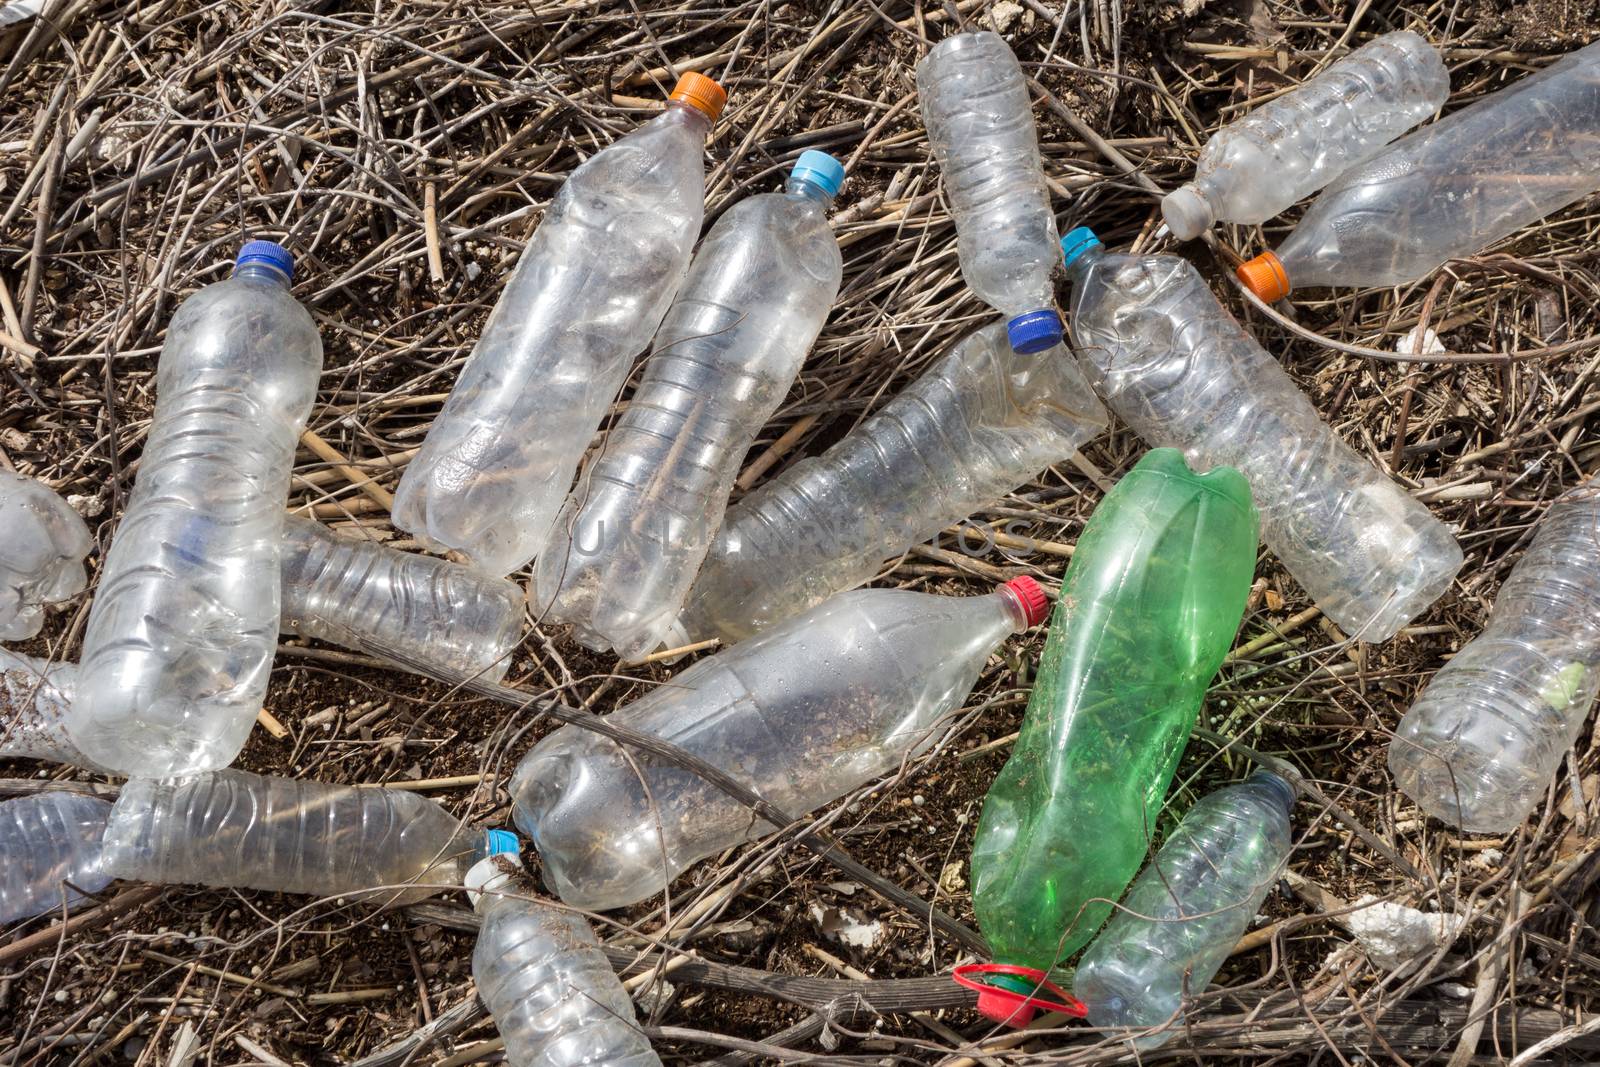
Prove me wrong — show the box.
[1060,226,1103,270]
[236,240,294,280]
[484,828,520,856]
[1005,309,1064,354]
[791,150,845,197]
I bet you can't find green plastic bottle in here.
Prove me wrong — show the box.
[967,448,1258,1023]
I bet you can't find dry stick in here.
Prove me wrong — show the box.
[299,428,397,511]
[0,886,164,967]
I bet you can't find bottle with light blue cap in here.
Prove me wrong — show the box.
[534,150,847,660]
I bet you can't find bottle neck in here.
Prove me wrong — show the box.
[784,175,835,208]
[232,262,292,288]
[995,589,1031,634]
[665,100,714,137]
[1064,244,1105,285]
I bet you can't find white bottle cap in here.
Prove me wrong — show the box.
[465,828,523,910]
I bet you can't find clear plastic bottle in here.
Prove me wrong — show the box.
[467,830,661,1067]
[0,470,92,641]
[918,31,1066,353]
[0,648,110,770]
[0,792,114,923]
[70,242,322,777]
[1073,773,1296,1050]
[1237,41,1600,299]
[1390,477,1600,832]
[393,75,726,576]
[281,516,525,680]
[512,578,1050,911]
[1063,228,1461,640]
[102,769,469,903]
[677,322,1105,644]
[533,152,846,659]
[1163,31,1448,241]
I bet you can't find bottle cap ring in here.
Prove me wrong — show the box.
[953,963,1088,1028]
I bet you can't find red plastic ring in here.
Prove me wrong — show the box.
[952,963,1088,1024]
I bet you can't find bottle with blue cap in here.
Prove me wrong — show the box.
[466,830,661,1067]
[1060,226,1462,642]
[533,150,846,659]
[69,241,322,776]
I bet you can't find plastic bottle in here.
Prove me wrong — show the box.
[677,322,1105,644]
[533,152,846,659]
[393,75,726,577]
[0,648,111,770]
[0,793,114,923]
[1237,41,1600,299]
[967,450,1257,1022]
[467,830,661,1067]
[512,577,1050,911]
[69,242,322,777]
[1390,477,1600,832]
[0,470,92,641]
[1074,773,1296,1049]
[918,31,1066,353]
[102,769,468,903]
[1063,228,1462,640]
[281,516,525,680]
[1163,31,1448,241]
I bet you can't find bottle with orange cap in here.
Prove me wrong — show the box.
[393,72,727,577]
[1061,226,1462,642]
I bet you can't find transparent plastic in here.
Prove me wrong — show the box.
[1163,31,1447,240]
[393,103,714,576]
[0,648,109,770]
[1066,242,1461,640]
[512,582,1041,911]
[678,322,1106,643]
[0,793,113,923]
[533,170,843,659]
[281,516,525,680]
[102,769,469,902]
[1074,773,1295,1050]
[70,258,322,777]
[1390,477,1600,832]
[0,469,92,640]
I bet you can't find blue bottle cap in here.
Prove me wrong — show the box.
[1005,309,1064,354]
[790,150,845,197]
[236,240,294,280]
[484,828,520,856]
[1060,226,1103,270]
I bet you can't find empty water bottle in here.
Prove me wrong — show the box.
[1238,41,1600,299]
[0,469,92,640]
[1391,477,1600,832]
[467,830,661,1067]
[102,769,468,902]
[1074,773,1296,1049]
[70,242,322,777]
[393,75,726,576]
[0,793,114,923]
[1163,31,1447,240]
[677,322,1105,643]
[512,578,1049,911]
[533,152,846,659]
[918,31,1065,352]
[0,648,109,770]
[1063,228,1462,640]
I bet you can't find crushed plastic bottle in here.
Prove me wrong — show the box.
[467,830,661,1067]
[512,577,1050,911]
[0,792,114,923]
[677,322,1105,644]
[1390,477,1600,833]
[70,242,322,777]
[0,648,110,770]
[1063,228,1462,640]
[393,74,726,576]
[1163,31,1447,240]
[102,769,469,903]
[281,516,525,680]
[533,151,846,659]
[969,450,1257,1021]
[1237,41,1600,299]
[0,470,92,640]
[918,31,1065,352]
[1074,772,1296,1049]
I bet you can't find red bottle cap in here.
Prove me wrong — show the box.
[952,963,1087,1027]
[997,576,1050,628]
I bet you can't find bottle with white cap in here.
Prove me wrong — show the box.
[0,470,92,641]
[70,241,323,776]
[467,830,661,1067]
[533,151,846,659]
[0,792,114,924]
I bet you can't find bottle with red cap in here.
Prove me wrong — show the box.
[394,72,727,576]
[510,577,1049,912]
[965,448,1258,1027]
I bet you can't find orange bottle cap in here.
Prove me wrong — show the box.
[669,72,726,122]
[1237,251,1291,303]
